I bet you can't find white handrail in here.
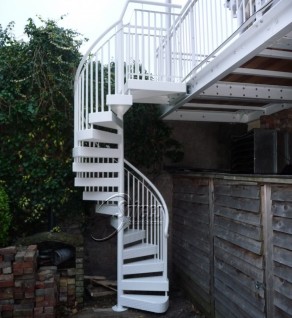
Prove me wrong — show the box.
[124,159,169,238]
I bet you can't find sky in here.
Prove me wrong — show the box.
[0,0,187,53]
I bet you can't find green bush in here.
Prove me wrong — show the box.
[0,182,11,246]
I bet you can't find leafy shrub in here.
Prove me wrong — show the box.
[0,182,11,246]
[124,104,183,172]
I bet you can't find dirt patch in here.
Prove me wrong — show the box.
[72,287,205,318]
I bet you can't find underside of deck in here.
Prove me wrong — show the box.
[162,0,292,123]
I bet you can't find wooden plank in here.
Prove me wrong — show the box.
[274,306,292,318]
[214,277,265,318]
[175,268,212,315]
[173,240,210,273]
[214,237,264,269]
[261,184,274,318]
[272,201,292,219]
[215,195,260,213]
[274,246,292,268]
[173,217,210,241]
[173,177,209,193]
[174,192,209,204]
[173,202,210,224]
[214,205,261,226]
[274,261,292,284]
[174,231,210,255]
[214,258,265,299]
[214,182,260,199]
[215,297,245,318]
[215,267,265,312]
[215,225,263,255]
[274,291,292,316]
[271,186,292,202]
[274,275,292,300]
[174,205,210,225]
[214,215,262,241]
[174,259,210,294]
[215,246,264,282]
[273,216,292,235]
[273,231,292,251]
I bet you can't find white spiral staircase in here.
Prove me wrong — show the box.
[72,1,184,313]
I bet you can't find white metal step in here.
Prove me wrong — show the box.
[72,162,120,173]
[74,177,119,188]
[123,243,157,260]
[89,111,123,128]
[76,129,122,144]
[83,191,120,201]
[120,294,169,314]
[124,229,146,245]
[121,276,169,291]
[96,204,119,215]
[122,259,164,275]
[73,146,120,158]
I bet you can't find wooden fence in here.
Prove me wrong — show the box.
[172,174,292,318]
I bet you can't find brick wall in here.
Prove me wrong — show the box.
[261,108,292,132]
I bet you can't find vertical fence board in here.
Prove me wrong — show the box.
[172,175,292,318]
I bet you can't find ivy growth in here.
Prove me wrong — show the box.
[124,104,183,172]
[0,18,85,235]
[0,182,11,247]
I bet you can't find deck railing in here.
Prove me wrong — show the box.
[74,0,278,142]
[179,0,275,82]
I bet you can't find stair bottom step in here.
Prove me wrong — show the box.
[120,294,169,313]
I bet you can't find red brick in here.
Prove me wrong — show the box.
[0,247,16,256]
[1,304,13,311]
[24,291,34,299]
[15,251,26,262]
[0,274,14,288]
[24,251,36,262]
[27,245,37,252]
[34,306,44,314]
[36,281,45,289]
[0,288,13,300]
[23,267,34,274]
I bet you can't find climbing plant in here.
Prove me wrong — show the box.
[124,104,183,172]
[0,18,85,235]
[0,181,11,247]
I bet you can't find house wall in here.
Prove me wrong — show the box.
[165,121,247,172]
[172,173,292,318]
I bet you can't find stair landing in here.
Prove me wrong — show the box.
[125,79,186,104]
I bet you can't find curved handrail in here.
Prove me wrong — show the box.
[124,159,169,238]
[74,0,181,90]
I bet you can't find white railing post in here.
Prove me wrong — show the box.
[116,22,125,94]
[113,127,127,313]
[166,0,172,81]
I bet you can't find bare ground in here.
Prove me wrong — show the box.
[70,287,205,318]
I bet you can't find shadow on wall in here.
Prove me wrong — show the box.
[165,121,247,172]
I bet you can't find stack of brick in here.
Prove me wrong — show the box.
[59,269,76,308]
[75,246,84,306]
[0,246,16,318]
[34,266,58,318]
[13,245,37,318]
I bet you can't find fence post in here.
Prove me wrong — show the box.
[209,178,215,317]
[261,184,274,318]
